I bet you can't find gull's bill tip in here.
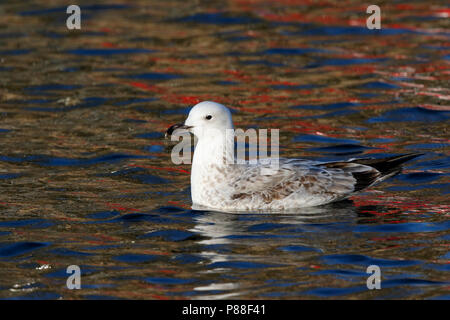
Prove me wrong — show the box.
[165,123,192,138]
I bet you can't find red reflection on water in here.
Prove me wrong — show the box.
[101,42,118,48]
[105,202,138,213]
[167,201,190,209]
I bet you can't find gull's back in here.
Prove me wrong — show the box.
[205,153,422,211]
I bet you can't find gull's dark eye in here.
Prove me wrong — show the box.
[205,115,212,120]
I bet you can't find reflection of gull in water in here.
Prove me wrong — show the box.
[190,202,359,245]
[166,101,422,212]
[189,211,249,299]
[189,202,360,299]
[190,209,246,245]
[194,282,241,300]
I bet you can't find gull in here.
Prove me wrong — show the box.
[165,101,422,212]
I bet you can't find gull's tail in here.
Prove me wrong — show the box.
[352,153,424,176]
[324,153,424,192]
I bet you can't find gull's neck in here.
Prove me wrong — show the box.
[192,129,234,169]
[190,129,234,204]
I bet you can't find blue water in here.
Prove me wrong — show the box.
[0,0,448,300]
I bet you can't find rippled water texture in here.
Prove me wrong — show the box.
[0,0,449,299]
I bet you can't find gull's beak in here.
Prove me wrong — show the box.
[165,123,193,138]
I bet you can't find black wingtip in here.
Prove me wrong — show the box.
[354,152,424,176]
[383,152,424,165]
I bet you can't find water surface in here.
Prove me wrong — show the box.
[0,0,449,299]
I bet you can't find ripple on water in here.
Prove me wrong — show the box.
[312,269,368,278]
[144,277,194,285]
[354,220,450,233]
[67,48,155,56]
[0,49,33,55]
[120,72,182,81]
[303,285,367,297]
[381,278,448,288]
[288,24,421,37]
[398,172,445,184]
[0,153,148,166]
[141,229,198,241]
[172,253,206,264]
[368,107,450,123]
[104,168,170,184]
[19,4,130,16]
[208,261,283,269]
[307,144,375,156]
[25,97,107,112]
[83,294,123,300]
[247,222,292,232]
[293,134,360,145]
[49,248,93,257]
[174,12,262,25]
[358,81,400,90]
[91,212,179,225]
[6,292,62,300]
[24,84,82,92]
[291,101,362,110]
[278,245,322,253]
[86,210,121,220]
[321,254,420,267]
[113,254,159,263]
[0,242,50,258]
[0,219,54,229]
[44,265,102,278]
